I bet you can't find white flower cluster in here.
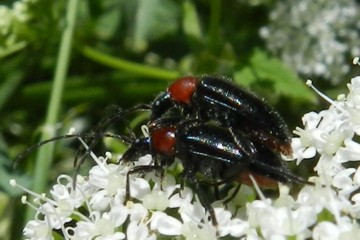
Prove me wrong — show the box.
[260,0,360,83]
[288,62,360,238]
[13,153,249,240]
[245,62,360,239]
[0,0,36,56]
[12,60,360,239]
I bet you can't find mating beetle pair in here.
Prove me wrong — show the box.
[16,75,308,226]
[150,76,292,156]
[116,76,308,225]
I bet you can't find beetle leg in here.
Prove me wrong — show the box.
[159,167,165,191]
[174,171,186,199]
[120,138,151,163]
[153,155,173,191]
[125,165,164,203]
[150,92,175,120]
[213,185,221,200]
[185,171,218,226]
[222,184,241,206]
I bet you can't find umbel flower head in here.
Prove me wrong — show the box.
[260,0,360,83]
[11,59,360,239]
[11,153,248,240]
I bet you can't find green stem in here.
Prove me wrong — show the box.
[208,0,221,52]
[25,0,79,220]
[81,46,180,80]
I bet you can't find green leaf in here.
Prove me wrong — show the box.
[131,0,179,52]
[0,151,31,196]
[0,67,23,111]
[0,41,27,58]
[182,0,202,40]
[94,3,122,40]
[235,49,316,102]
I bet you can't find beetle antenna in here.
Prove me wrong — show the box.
[13,133,84,169]
[72,104,151,169]
[14,130,133,170]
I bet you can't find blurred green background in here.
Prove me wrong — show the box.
[1,0,358,239]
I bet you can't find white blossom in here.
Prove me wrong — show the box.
[260,0,360,82]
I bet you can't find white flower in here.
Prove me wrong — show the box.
[313,222,340,240]
[215,207,250,237]
[0,6,12,35]
[247,190,315,239]
[70,210,127,240]
[150,211,182,235]
[23,219,52,240]
[0,0,38,56]
[261,0,360,82]
[126,222,155,240]
[332,168,357,197]
[180,221,217,240]
[13,1,31,22]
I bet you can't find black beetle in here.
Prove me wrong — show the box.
[121,117,308,226]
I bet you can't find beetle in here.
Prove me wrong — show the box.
[150,76,292,157]
[121,117,308,226]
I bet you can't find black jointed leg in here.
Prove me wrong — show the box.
[125,165,164,203]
